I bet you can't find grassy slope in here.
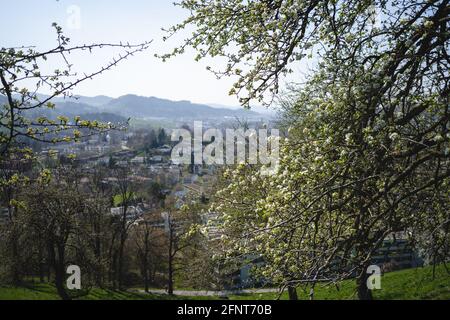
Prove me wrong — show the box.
[0,264,448,300]
[0,283,208,300]
[229,264,450,300]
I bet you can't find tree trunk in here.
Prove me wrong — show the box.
[168,252,174,295]
[10,228,21,285]
[432,253,437,280]
[168,225,174,295]
[55,266,71,300]
[357,269,373,300]
[143,231,150,293]
[48,242,71,300]
[118,240,125,289]
[117,205,128,289]
[111,250,118,290]
[287,286,298,300]
[143,255,149,293]
[144,269,149,293]
[7,210,22,286]
[94,219,103,286]
[107,233,117,288]
[47,263,51,283]
[39,261,45,283]
[38,242,45,283]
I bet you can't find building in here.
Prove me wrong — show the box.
[110,205,144,222]
[149,156,163,163]
[131,156,145,164]
[0,207,10,224]
[155,145,172,155]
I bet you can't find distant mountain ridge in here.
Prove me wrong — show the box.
[64,95,114,107]
[1,94,266,120]
[101,94,261,119]
[0,94,125,124]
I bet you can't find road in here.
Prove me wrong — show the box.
[131,288,279,297]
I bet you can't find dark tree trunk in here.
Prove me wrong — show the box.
[48,242,71,300]
[357,269,373,300]
[144,268,149,293]
[10,229,21,285]
[55,266,70,300]
[107,233,117,288]
[432,253,437,280]
[152,269,157,285]
[168,227,174,295]
[142,254,150,293]
[118,240,125,289]
[117,205,129,290]
[38,261,45,283]
[7,208,22,286]
[39,266,45,283]
[47,263,51,283]
[168,259,174,295]
[111,250,118,290]
[94,219,103,286]
[38,242,45,283]
[287,286,298,300]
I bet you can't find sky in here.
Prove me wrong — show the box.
[0,0,244,105]
[0,0,313,108]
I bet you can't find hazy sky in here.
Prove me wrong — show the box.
[0,0,241,105]
[1,0,311,107]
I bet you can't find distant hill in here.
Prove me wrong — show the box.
[60,95,114,107]
[3,98,124,124]
[2,93,265,120]
[101,94,261,119]
[23,101,98,119]
[29,94,113,107]
[53,101,99,115]
[4,94,99,116]
[78,112,127,124]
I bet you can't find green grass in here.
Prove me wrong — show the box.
[0,283,60,300]
[228,264,450,300]
[113,192,135,206]
[0,264,448,300]
[0,282,210,300]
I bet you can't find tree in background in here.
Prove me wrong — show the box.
[24,167,86,300]
[82,166,114,287]
[0,158,30,285]
[132,212,166,292]
[111,168,137,290]
[162,197,202,295]
[0,21,150,294]
[157,128,169,146]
